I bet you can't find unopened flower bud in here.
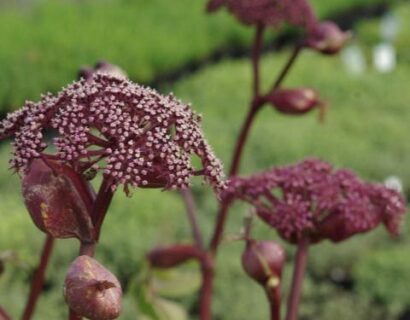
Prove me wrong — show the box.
[64,256,122,320]
[269,88,326,121]
[241,240,285,286]
[306,21,351,55]
[22,159,95,241]
[147,245,202,269]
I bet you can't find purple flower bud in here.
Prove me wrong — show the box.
[306,21,351,55]
[242,240,285,286]
[22,158,95,241]
[268,88,326,120]
[64,256,122,320]
[147,245,203,269]
[270,88,317,113]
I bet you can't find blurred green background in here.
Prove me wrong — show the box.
[0,0,409,319]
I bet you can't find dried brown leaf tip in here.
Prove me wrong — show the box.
[0,74,226,195]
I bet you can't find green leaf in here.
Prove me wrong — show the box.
[151,265,201,298]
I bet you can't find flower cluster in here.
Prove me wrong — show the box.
[0,74,225,194]
[224,159,406,243]
[207,0,317,30]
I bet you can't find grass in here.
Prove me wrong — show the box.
[0,0,389,112]
[0,1,410,319]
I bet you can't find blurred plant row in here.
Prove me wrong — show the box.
[0,0,401,111]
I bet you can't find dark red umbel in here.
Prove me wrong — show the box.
[147,244,203,269]
[305,21,351,55]
[22,158,95,241]
[241,239,285,286]
[64,256,122,320]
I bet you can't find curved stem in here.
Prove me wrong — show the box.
[92,177,115,240]
[285,237,310,320]
[22,235,54,320]
[203,30,304,320]
[0,304,11,320]
[252,24,265,96]
[180,189,204,249]
[271,45,303,92]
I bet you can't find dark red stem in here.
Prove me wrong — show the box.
[209,25,266,254]
[92,177,115,240]
[252,24,265,96]
[0,305,11,320]
[271,45,303,91]
[265,285,281,320]
[202,37,305,320]
[285,237,310,320]
[68,178,114,320]
[198,254,214,320]
[180,189,204,249]
[21,235,54,320]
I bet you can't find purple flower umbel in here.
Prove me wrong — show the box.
[224,159,406,243]
[207,0,317,30]
[0,74,225,194]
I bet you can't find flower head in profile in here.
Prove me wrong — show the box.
[224,159,406,244]
[0,74,225,194]
[207,0,317,30]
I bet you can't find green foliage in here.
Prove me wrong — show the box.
[131,261,200,320]
[0,0,385,112]
[354,244,410,316]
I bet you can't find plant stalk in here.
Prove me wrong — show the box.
[92,177,115,240]
[271,45,302,91]
[198,254,214,320]
[68,177,114,320]
[265,285,281,320]
[285,237,310,320]
[22,235,54,320]
[180,189,204,249]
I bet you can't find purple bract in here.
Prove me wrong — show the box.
[224,159,406,243]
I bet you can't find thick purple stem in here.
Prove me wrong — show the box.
[22,235,54,320]
[285,237,310,320]
[200,25,302,320]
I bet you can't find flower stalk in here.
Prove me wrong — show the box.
[285,237,310,320]
[22,235,54,320]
